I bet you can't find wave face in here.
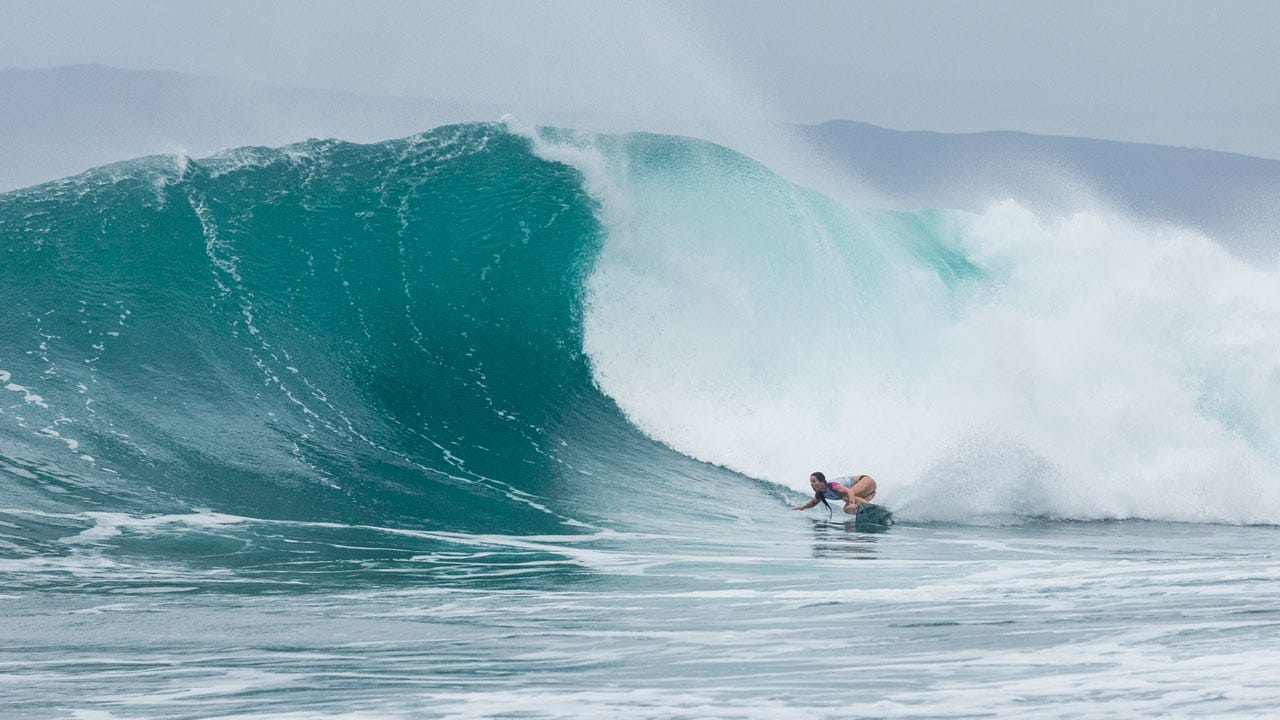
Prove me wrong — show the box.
[0,124,748,561]
[2,121,1280,540]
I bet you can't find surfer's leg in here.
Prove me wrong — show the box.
[850,475,877,504]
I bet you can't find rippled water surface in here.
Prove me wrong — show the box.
[5,509,1279,719]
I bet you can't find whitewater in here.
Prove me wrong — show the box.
[2,122,1279,719]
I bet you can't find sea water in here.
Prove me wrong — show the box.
[2,122,1279,718]
[4,512,1279,719]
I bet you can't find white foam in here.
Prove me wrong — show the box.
[543,131,1280,524]
[37,427,79,451]
[63,511,251,545]
[413,689,813,720]
[5,382,47,408]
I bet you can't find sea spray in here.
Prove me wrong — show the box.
[525,130,1280,523]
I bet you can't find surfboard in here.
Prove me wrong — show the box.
[852,502,893,526]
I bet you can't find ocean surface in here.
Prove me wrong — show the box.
[2,122,1279,718]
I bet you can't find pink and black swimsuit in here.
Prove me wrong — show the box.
[816,479,853,501]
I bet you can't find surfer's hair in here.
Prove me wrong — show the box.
[810,471,831,512]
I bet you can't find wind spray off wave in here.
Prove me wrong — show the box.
[523,127,1280,524]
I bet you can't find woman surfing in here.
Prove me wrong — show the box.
[792,471,877,514]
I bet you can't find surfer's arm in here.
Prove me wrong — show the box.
[792,496,820,510]
[836,487,862,505]
[836,487,865,513]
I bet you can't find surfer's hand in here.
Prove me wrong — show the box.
[843,502,857,514]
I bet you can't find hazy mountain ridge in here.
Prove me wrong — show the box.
[801,120,1280,256]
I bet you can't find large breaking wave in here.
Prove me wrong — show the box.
[1,121,1278,542]
[548,128,1280,524]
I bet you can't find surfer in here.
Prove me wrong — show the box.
[792,471,877,514]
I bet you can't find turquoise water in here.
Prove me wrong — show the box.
[3,123,1280,718]
[5,515,1280,718]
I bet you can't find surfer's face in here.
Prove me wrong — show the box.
[809,476,826,492]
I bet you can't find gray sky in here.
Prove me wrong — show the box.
[3,0,1279,158]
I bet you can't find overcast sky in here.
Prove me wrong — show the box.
[3,0,1278,158]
